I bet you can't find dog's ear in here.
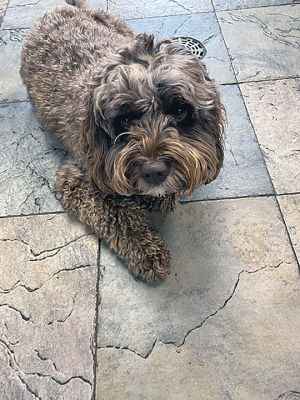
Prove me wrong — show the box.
[79,87,112,191]
[112,33,156,66]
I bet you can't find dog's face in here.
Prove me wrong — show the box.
[83,34,225,196]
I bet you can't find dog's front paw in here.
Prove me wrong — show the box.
[129,245,171,283]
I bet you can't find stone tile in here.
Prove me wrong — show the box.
[0,29,27,102]
[190,84,273,201]
[96,197,296,358]
[0,213,98,399]
[108,0,212,19]
[213,0,300,11]
[278,194,300,260]
[217,5,300,81]
[97,261,300,400]
[0,0,9,27]
[0,102,66,217]
[2,0,63,29]
[240,78,300,194]
[129,12,235,84]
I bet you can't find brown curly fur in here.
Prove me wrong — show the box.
[20,1,225,282]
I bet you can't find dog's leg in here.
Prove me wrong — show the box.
[133,194,179,213]
[55,161,171,282]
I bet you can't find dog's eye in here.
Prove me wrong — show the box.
[166,101,192,123]
[171,105,187,121]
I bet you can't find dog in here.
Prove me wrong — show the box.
[20,0,225,282]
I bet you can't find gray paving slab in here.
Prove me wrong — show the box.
[191,84,273,201]
[217,4,300,82]
[0,102,66,217]
[107,0,213,19]
[2,0,63,29]
[0,0,9,26]
[0,213,98,399]
[0,29,27,102]
[213,0,300,11]
[97,197,296,354]
[96,197,299,399]
[240,78,300,194]
[278,194,300,261]
[129,12,235,84]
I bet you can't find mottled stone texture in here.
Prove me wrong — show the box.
[96,197,299,399]
[0,29,28,102]
[0,214,98,399]
[129,12,235,84]
[213,0,300,10]
[107,0,212,18]
[240,79,300,194]
[97,263,300,400]
[0,0,9,26]
[97,197,296,354]
[191,84,273,200]
[278,194,300,261]
[2,0,62,29]
[217,5,300,81]
[0,102,66,216]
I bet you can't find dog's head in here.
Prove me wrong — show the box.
[81,34,225,196]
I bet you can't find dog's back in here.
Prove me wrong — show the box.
[20,3,134,135]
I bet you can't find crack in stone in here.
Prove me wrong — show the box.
[173,15,191,35]
[46,295,77,325]
[8,0,42,9]
[98,262,286,359]
[0,233,91,263]
[0,338,92,395]
[35,349,59,374]
[169,0,192,13]
[276,390,300,399]
[227,12,300,50]
[0,303,31,322]
[0,264,92,295]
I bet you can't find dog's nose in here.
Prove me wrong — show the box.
[141,161,170,185]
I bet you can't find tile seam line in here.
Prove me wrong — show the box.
[235,86,300,269]
[212,1,300,269]
[2,2,299,27]
[92,239,102,400]
[2,193,300,221]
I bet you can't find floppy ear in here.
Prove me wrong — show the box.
[79,86,112,192]
[110,33,157,66]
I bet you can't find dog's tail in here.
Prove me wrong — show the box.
[65,0,87,8]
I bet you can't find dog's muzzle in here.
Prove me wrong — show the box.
[140,161,170,185]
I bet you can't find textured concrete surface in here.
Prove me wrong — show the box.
[97,197,296,355]
[240,79,300,194]
[0,29,27,102]
[278,194,300,260]
[0,0,299,399]
[97,262,299,400]
[2,0,63,29]
[108,0,213,19]
[217,5,300,82]
[0,102,65,216]
[0,0,8,24]
[213,0,300,10]
[0,214,98,399]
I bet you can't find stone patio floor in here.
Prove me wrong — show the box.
[0,0,300,399]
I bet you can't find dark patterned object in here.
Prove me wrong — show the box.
[172,36,207,60]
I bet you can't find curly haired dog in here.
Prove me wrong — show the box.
[20,0,225,282]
